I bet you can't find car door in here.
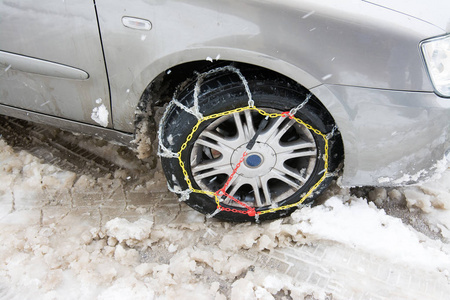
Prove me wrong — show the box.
[0,0,111,127]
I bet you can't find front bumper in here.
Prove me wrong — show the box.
[312,84,450,186]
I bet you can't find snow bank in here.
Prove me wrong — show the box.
[292,197,450,271]
[1,134,449,299]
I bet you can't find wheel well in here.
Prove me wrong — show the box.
[140,61,332,117]
[136,60,344,165]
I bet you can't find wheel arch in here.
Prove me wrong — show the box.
[133,48,323,104]
[133,51,347,173]
[134,48,342,120]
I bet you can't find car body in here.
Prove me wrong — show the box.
[1,0,449,191]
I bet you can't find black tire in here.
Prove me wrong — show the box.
[160,69,342,222]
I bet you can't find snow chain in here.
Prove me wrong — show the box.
[158,66,330,220]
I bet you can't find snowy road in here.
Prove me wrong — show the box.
[0,117,449,299]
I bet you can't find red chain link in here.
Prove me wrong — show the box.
[215,151,257,217]
[220,192,256,216]
[216,151,247,196]
[281,111,294,119]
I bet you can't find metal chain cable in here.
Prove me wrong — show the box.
[176,105,329,217]
[157,66,329,218]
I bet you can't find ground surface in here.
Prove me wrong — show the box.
[0,116,449,300]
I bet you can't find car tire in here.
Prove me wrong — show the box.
[160,68,342,222]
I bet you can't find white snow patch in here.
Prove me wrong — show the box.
[377,176,391,184]
[167,243,178,253]
[98,277,155,300]
[91,99,109,127]
[302,11,315,19]
[321,74,333,81]
[393,169,428,184]
[291,197,450,271]
[105,218,153,243]
[404,167,450,232]
[206,55,221,62]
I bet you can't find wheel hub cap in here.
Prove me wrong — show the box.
[231,142,277,177]
[245,154,262,168]
[190,109,317,208]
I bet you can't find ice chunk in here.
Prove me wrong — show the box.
[105,218,153,243]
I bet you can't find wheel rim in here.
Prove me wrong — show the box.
[190,109,317,208]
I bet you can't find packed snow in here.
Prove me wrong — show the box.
[91,99,109,128]
[0,130,449,299]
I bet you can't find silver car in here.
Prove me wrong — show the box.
[1,0,449,221]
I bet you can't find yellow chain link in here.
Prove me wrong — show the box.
[175,106,329,216]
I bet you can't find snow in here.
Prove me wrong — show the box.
[302,11,315,19]
[291,197,450,271]
[132,119,153,160]
[0,133,449,299]
[91,99,109,127]
[321,74,333,81]
[206,55,221,62]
